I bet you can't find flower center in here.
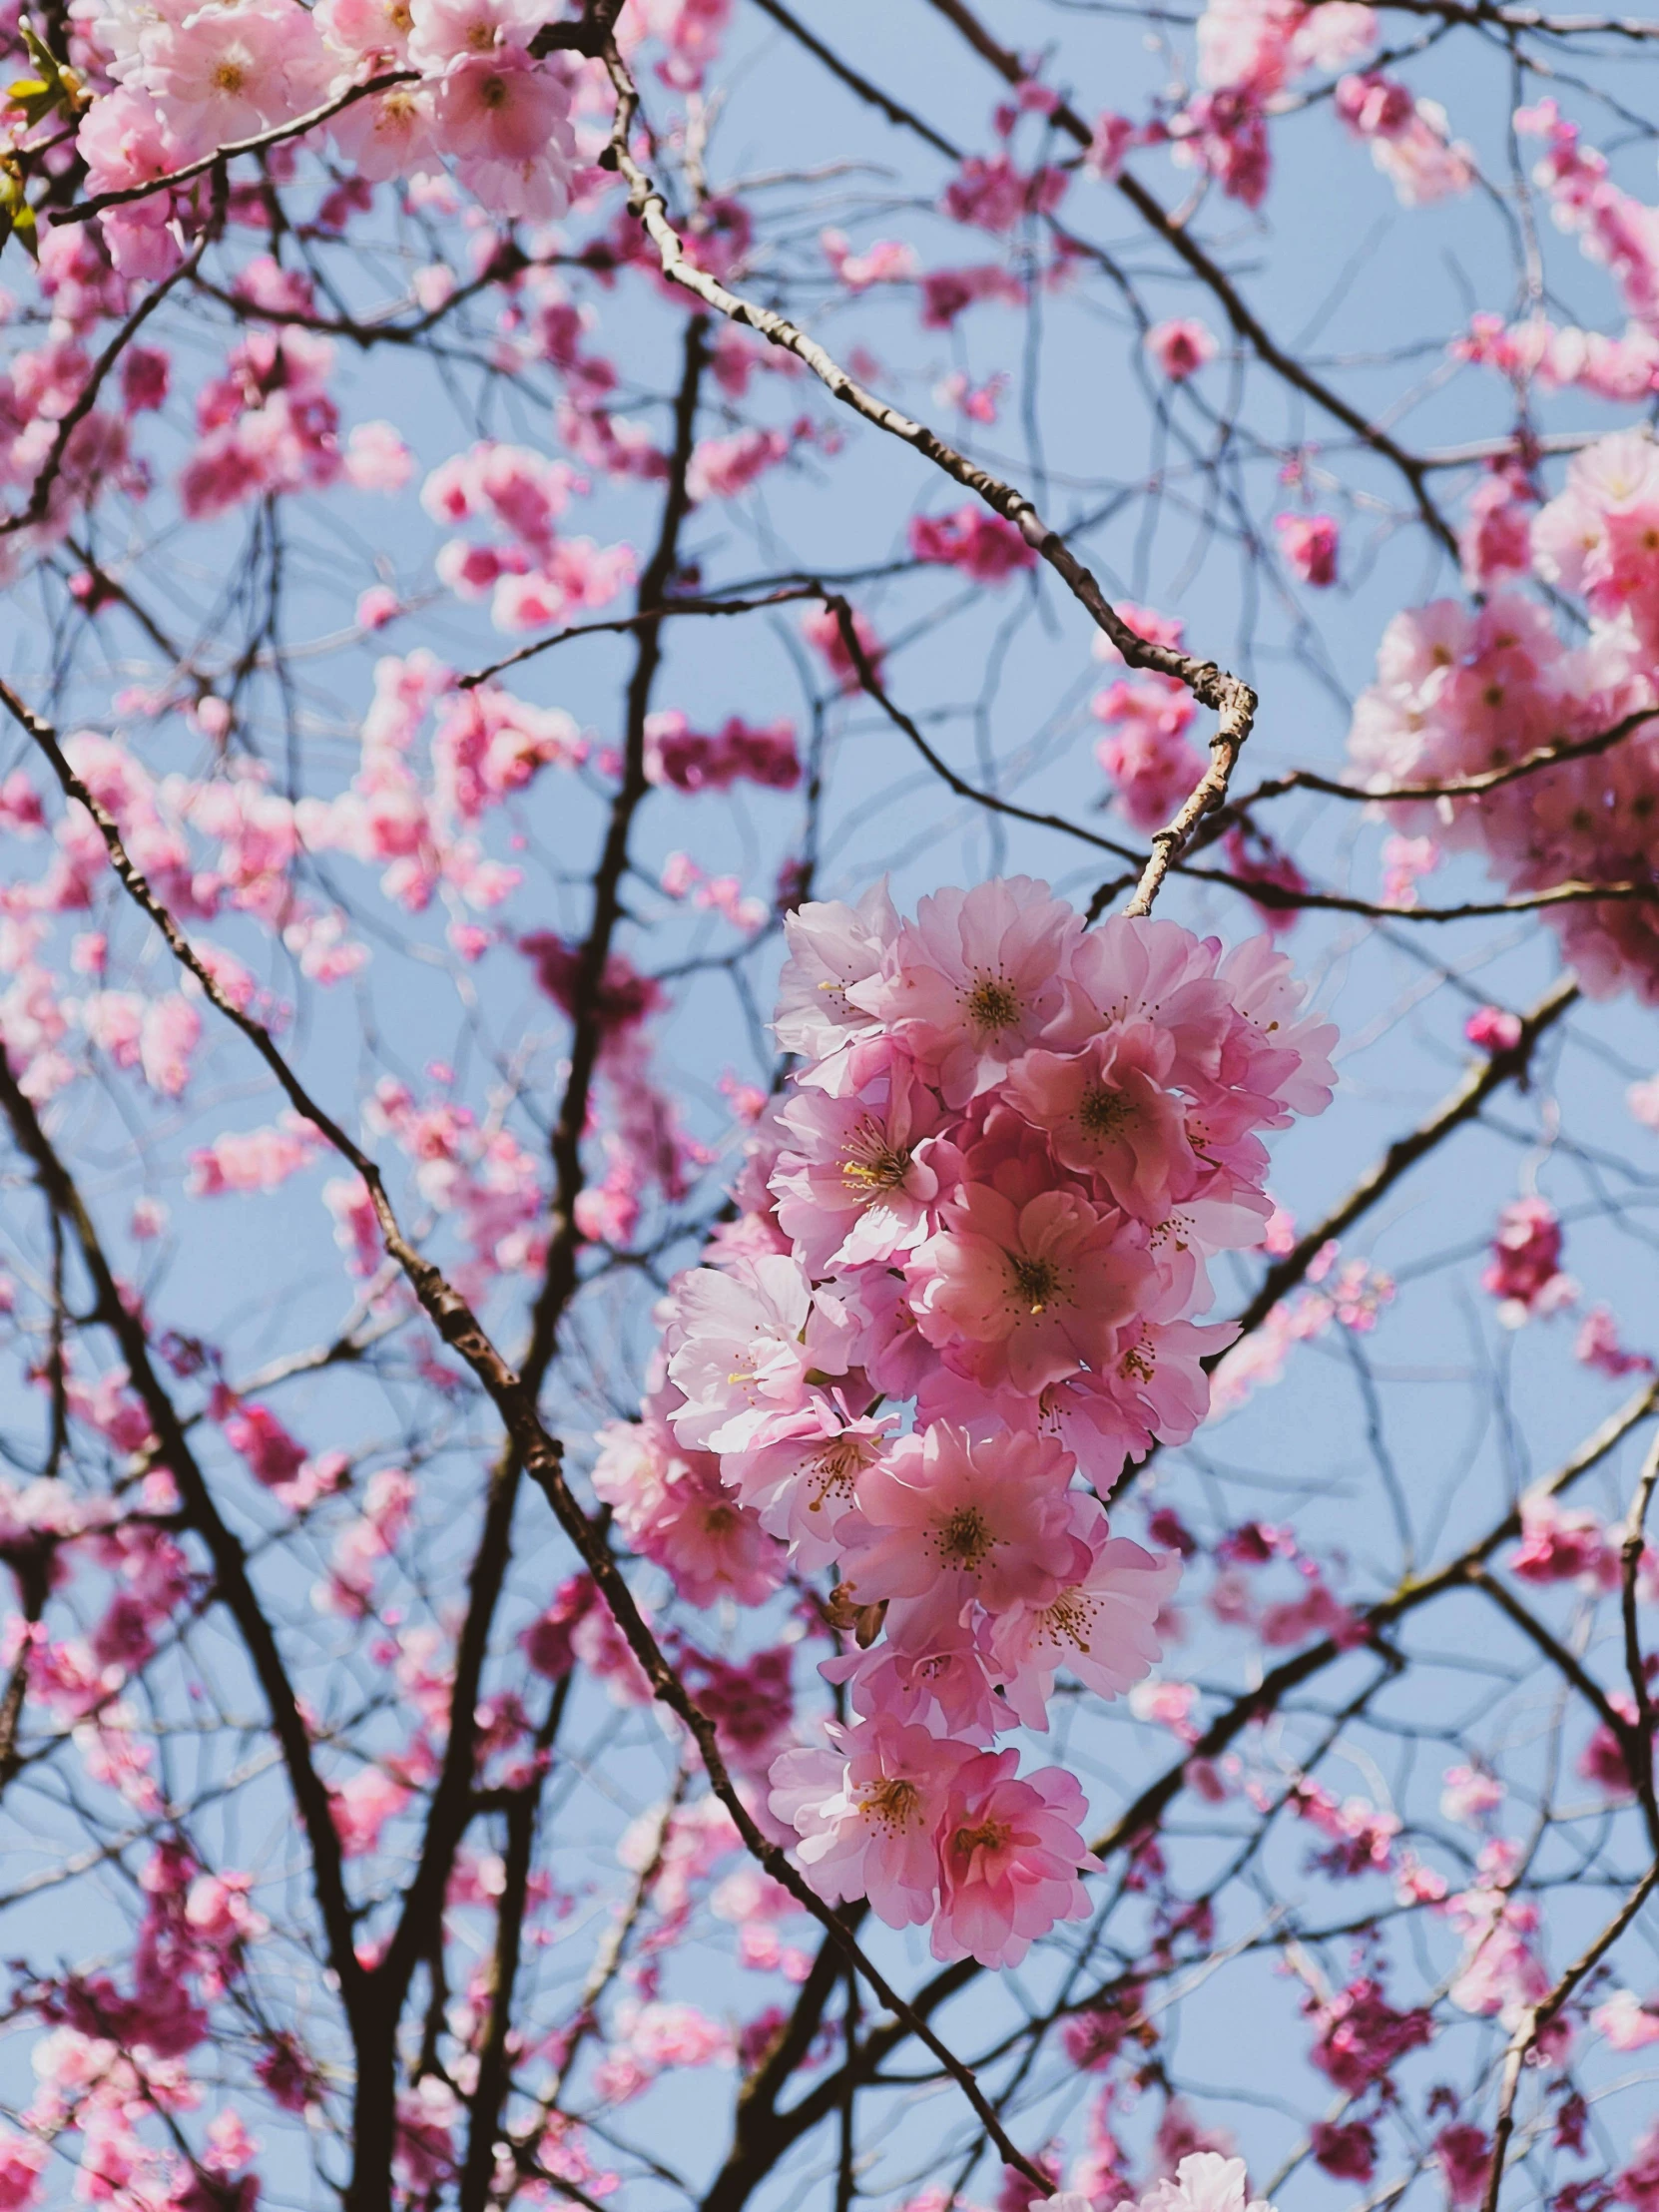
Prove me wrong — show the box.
[841,1120,910,1192]
[213,59,246,91]
[859,1776,921,1833]
[964,974,1020,1032]
[1009,1254,1061,1313]
[1043,1589,1093,1653]
[951,1818,1010,1858]
[807,1438,864,1512]
[476,68,509,103]
[936,1505,992,1570]
[1077,1082,1131,1139]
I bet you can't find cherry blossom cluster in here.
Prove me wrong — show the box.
[1350,428,1659,1002]
[591,877,1335,1964]
[78,0,584,277]
[1455,103,1659,409]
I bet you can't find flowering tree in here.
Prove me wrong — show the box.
[3,0,1659,2210]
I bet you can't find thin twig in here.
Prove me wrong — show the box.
[456,587,830,691]
[1229,704,1659,810]
[1478,1859,1659,2212]
[54,73,415,224]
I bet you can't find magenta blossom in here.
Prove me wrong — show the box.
[1275,512,1340,587]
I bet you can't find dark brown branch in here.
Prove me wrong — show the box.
[458,1672,575,2212]
[828,597,1142,863]
[1618,1433,1659,1800]
[748,0,962,157]
[1464,1563,1659,1855]
[445,317,712,2212]
[4,196,218,538]
[1367,0,1659,37]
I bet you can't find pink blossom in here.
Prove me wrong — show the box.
[772,1060,952,1273]
[186,1113,320,1196]
[663,1253,823,1453]
[405,0,542,66]
[724,1408,895,1566]
[141,0,330,160]
[1309,2123,1375,2183]
[911,1178,1151,1395]
[331,1765,410,1855]
[849,876,1082,1107]
[1594,1989,1659,2050]
[1575,1305,1654,1378]
[773,879,899,1070]
[686,426,791,503]
[1440,1764,1504,1825]
[1465,1004,1522,1052]
[1335,71,1474,206]
[1004,1025,1200,1222]
[435,62,576,219]
[1617,2125,1659,2212]
[1307,1975,1432,2091]
[920,265,1028,327]
[836,1422,1076,1620]
[770,1712,971,1926]
[931,1749,1098,1965]
[591,1418,784,1606]
[1092,679,1204,831]
[801,602,884,691]
[646,712,800,794]
[1109,2157,1272,2212]
[941,154,1066,233]
[989,1502,1180,1725]
[820,231,920,290]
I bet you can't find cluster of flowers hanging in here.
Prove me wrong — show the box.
[1349,428,1659,1002]
[80,0,586,276]
[594,877,1336,1964]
